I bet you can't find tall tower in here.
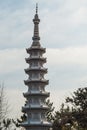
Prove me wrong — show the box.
[21,4,52,130]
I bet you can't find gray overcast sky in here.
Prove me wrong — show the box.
[0,0,87,118]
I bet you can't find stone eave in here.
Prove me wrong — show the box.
[25,57,46,63]
[21,121,52,127]
[23,92,50,97]
[24,67,47,74]
[26,47,46,54]
[24,79,49,85]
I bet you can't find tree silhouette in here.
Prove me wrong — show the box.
[66,87,87,129]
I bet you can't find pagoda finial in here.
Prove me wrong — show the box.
[36,3,38,14]
[32,3,40,42]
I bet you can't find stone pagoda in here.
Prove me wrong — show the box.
[21,4,52,130]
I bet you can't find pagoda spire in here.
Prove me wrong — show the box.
[32,4,40,46]
[36,3,38,14]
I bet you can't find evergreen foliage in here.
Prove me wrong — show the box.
[66,87,87,129]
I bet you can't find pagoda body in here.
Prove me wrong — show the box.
[21,5,52,130]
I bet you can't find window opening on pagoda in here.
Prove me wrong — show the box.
[33,61,38,67]
[32,73,39,79]
[33,51,38,56]
[33,98,39,104]
[33,113,40,120]
[32,84,39,90]
[35,86,38,90]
